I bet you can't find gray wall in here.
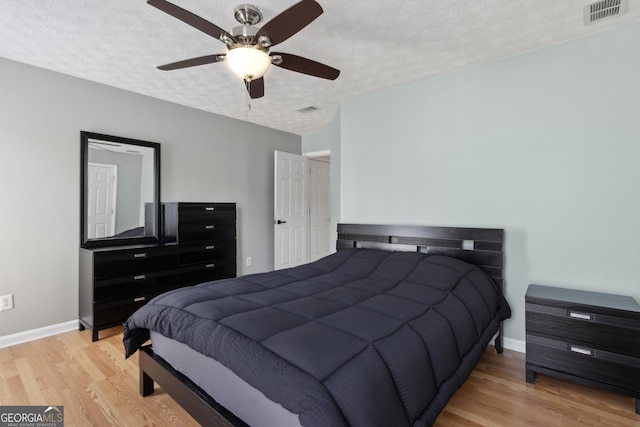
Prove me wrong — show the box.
[336,22,640,343]
[0,57,300,337]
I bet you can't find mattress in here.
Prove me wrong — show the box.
[125,248,511,426]
[150,331,301,427]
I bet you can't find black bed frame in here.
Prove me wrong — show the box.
[138,223,506,426]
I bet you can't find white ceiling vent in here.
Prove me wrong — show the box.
[296,106,319,113]
[584,0,627,24]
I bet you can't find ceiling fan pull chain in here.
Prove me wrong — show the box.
[246,80,251,116]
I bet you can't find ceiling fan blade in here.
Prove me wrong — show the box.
[158,54,225,71]
[254,0,323,47]
[245,77,265,99]
[147,0,235,43]
[272,53,340,80]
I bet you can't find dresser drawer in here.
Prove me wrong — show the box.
[527,333,640,393]
[173,203,236,223]
[178,240,237,265]
[526,303,640,354]
[175,222,236,243]
[179,257,236,286]
[94,286,199,329]
[93,246,178,278]
[94,270,178,302]
[94,298,147,328]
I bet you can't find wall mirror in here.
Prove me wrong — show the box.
[80,131,161,248]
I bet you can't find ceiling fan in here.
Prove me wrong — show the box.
[148,0,340,99]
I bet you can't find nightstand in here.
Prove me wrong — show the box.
[525,284,640,414]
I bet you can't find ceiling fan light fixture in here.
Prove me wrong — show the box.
[226,47,271,80]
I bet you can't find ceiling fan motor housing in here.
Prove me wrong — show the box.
[231,25,271,49]
[234,4,262,25]
[231,24,258,41]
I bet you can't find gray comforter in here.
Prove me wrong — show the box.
[124,248,511,426]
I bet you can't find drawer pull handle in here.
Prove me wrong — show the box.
[205,225,215,230]
[133,274,146,280]
[205,245,215,250]
[569,311,592,320]
[205,207,215,211]
[134,296,146,302]
[570,346,592,356]
[133,253,147,258]
[205,263,215,268]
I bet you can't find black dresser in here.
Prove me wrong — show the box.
[163,202,237,285]
[79,202,236,341]
[525,284,640,414]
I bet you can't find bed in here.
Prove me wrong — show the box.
[123,223,511,426]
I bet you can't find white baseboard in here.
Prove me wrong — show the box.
[0,320,528,355]
[0,320,79,349]
[503,337,526,353]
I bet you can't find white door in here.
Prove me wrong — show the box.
[274,151,308,270]
[87,163,117,239]
[309,159,331,262]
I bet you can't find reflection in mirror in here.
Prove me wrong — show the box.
[87,141,154,238]
[80,132,160,248]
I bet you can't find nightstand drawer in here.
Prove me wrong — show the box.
[526,305,640,354]
[527,333,640,393]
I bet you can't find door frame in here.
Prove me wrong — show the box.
[304,150,331,159]
[305,151,331,263]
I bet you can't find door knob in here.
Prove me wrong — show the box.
[276,220,287,224]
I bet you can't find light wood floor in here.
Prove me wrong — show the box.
[1,326,638,426]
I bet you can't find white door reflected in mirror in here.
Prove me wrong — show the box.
[87,163,117,238]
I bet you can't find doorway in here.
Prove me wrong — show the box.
[308,156,331,262]
[273,150,331,270]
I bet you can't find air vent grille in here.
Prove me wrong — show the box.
[296,106,319,113]
[584,0,627,24]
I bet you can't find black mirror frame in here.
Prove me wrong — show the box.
[80,131,161,248]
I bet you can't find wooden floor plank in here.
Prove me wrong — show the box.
[0,327,638,426]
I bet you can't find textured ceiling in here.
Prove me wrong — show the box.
[1,0,639,135]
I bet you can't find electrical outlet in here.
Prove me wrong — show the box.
[0,294,14,311]
[246,257,252,266]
